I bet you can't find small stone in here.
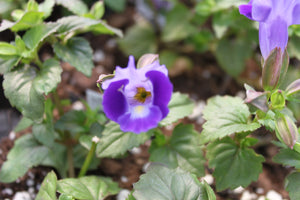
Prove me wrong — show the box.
[256,187,264,194]
[130,147,142,155]
[142,162,151,172]
[257,196,266,200]
[27,172,35,179]
[13,191,32,200]
[116,189,131,200]
[266,190,282,200]
[236,91,246,99]
[241,190,257,200]
[2,188,13,195]
[36,184,41,191]
[26,179,34,187]
[72,101,85,111]
[120,176,128,183]
[93,49,105,62]
[28,187,35,194]
[9,131,16,140]
[232,186,244,194]
[201,174,214,185]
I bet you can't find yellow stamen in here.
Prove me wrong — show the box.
[134,87,151,103]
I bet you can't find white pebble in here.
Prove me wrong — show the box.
[236,91,246,99]
[201,174,214,185]
[116,189,131,200]
[93,49,105,62]
[27,172,34,179]
[28,187,35,194]
[188,101,206,120]
[142,162,151,172]
[36,184,41,191]
[2,188,13,195]
[256,187,264,194]
[9,131,16,140]
[241,190,257,200]
[26,179,34,187]
[72,101,85,110]
[13,191,32,200]
[258,196,266,200]
[266,190,282,200]
[129,147,142,155]
[120,176,128,183]
[232,186,244,194]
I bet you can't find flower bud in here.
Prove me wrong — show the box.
[262,47,289,91]
[270,90,285,110]
[285,79,300,102]
[245,88,268,112]
[275,115,299,149]
[137,54,159,69]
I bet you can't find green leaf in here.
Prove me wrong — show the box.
[0,56,20,74]
[89,1,104,20]
[57,176,120,200]
[206,137,264,191]
[104,0,126,12]
[0,42,17,56]
[73,144,100,170]
[35,171,57,200]
[55,110,87,135]
[150,124,205,176]
[133,164,215,200]
[215,38,253,77]
[285,172,300,200]
[3,66,44,122]
[118,24,157,58]
[88,21,123,37]
[96,122,152,158]
[0,134,49,183]
[23,23,61,52]
[14,117,33,132]
[56,16,100,34]
[162,4,197,42]
[53,37,94,77]
[159,92,194,126]
[59,194,74,200]
[200,96,260,143]
[38,0,55,18]
[288,35,300,60]
[0,11,44,32]
[33,58,62,95]
[56,0,88,15]
[27,0,39,11]
[32,123,55,148]
[273,148,300,169]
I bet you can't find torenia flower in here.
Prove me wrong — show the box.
[239,0,300,59]
[101,55,173,134]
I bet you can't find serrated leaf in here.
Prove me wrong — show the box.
[0,134,49,183]
[14,117,33,132]
[200,96,260,143]
[39,0,55,18]
[55,110,87,135]
[133,164,215,200]
[88,21,123,37]
[285,172,300,200]
[159,92,194,126]
[57,176,120,200]
[273,148,300,169]
[23,23,60,52]
[56,0,88,15]
[0,11,44,32]
[118,24,157,58]
[0,56,20,74]
[206,137,264,191]
[32,123,55,148]
[96,122,152,158]
[150,124,205,176]
[33,58,62,95]
[89,1,104,20]
[3,66,44,122]
[35,171,57,200]
[53,37,94,77]
[56,16,99,34]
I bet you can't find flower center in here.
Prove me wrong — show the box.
[134,87,151,103]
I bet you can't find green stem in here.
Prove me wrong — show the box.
[53,91,64,116]
[67,145,75,178]
[78,141,97,177]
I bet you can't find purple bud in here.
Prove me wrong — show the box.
[275,116,299,149]
[285,79,300,102]
[262,47,289,91]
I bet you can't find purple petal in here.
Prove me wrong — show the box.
[103,79,129,122]
[292,3,300,24]
[118,106,162,134]
[252,0,272,22]
[239,4,253,20]
[146,70,173,118]
[259,23,269,59]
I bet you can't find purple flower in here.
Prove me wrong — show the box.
[239,0,300,59]
[102,56,173,134]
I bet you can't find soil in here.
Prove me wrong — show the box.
[0,1,294,200]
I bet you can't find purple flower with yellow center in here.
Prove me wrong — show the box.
[101,55,173,134]
[239,0,300,59]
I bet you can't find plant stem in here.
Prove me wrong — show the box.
[53,91,64,116]
[78,141,97,177]
[67,145,75,178]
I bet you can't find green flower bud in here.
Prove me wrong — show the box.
[262,48,289,91]
[270,90,285,110]
[275,116,299,149]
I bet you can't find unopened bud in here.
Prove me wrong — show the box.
[285,79,300,102]
[262,47,289,91]
[275,116,298,149]
[270,90,285,110]
[97,74,114,92]
[137,54,159,69]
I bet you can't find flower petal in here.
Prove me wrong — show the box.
[146,70,173,118]
[118,106,162,133]
[292,3,300,24]
[239,4,253,20]
[252,0,272,22]
[103,79,129,121]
